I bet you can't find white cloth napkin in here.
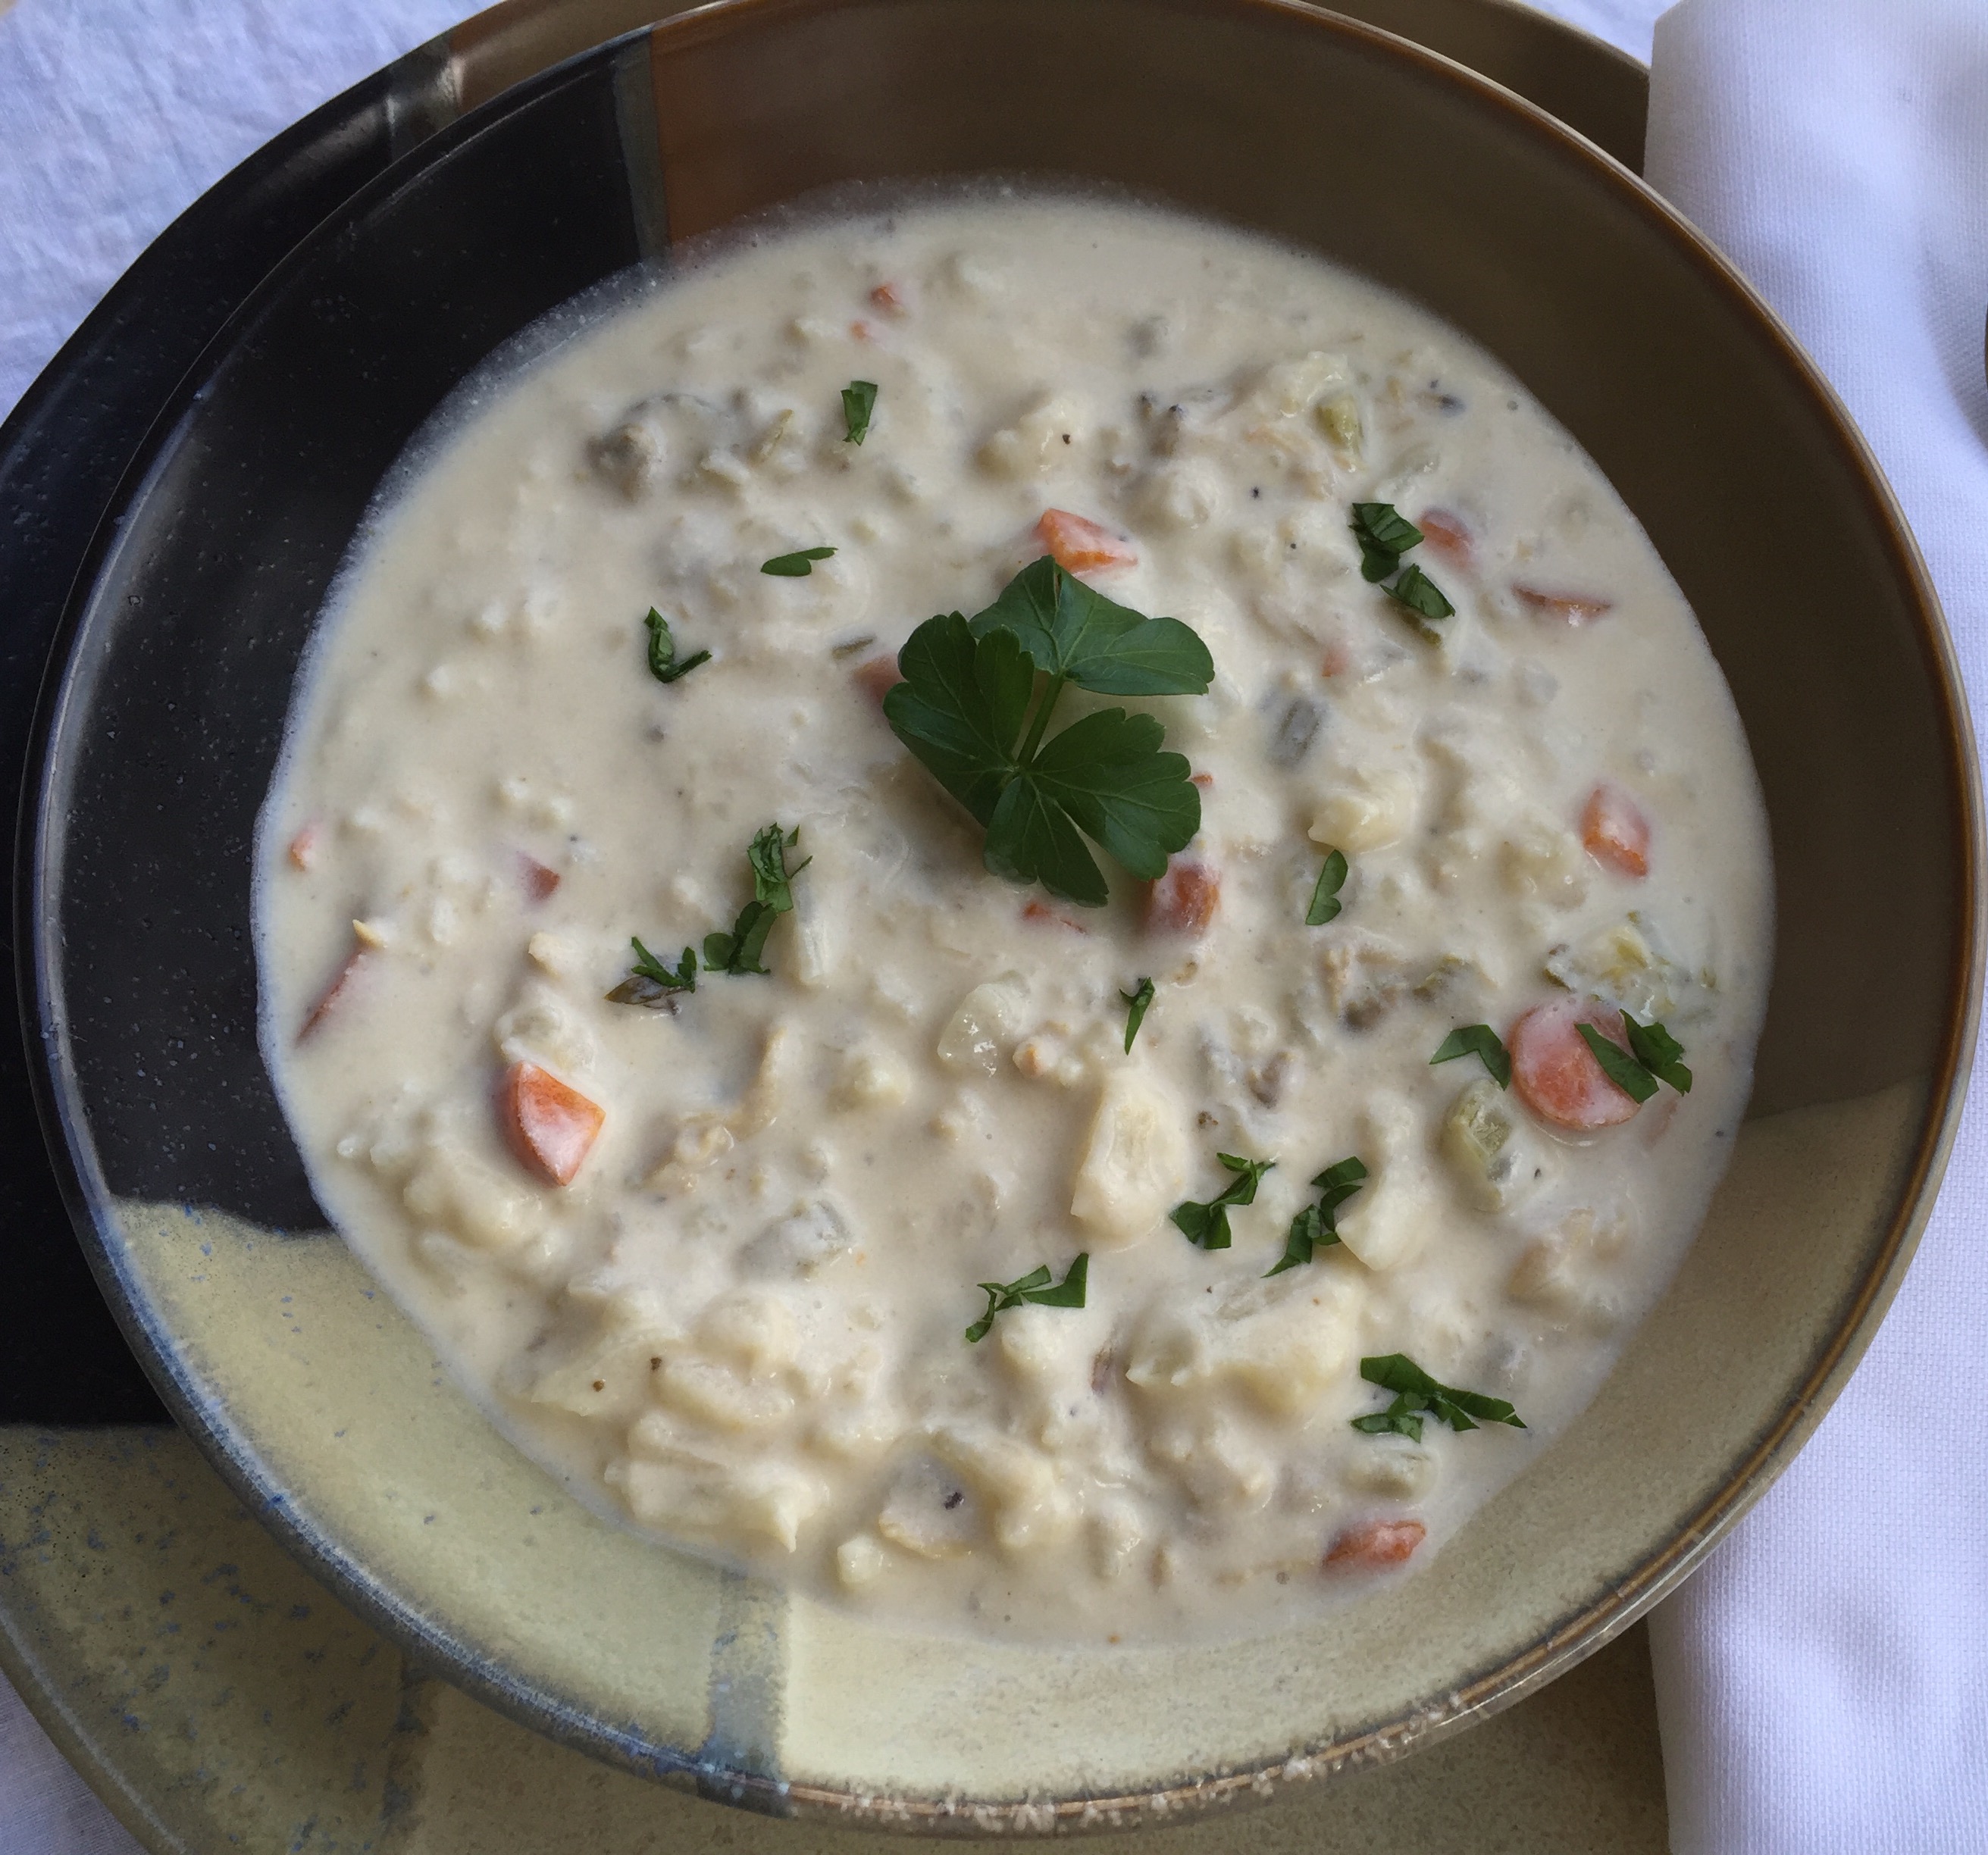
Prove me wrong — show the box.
[1641,5,1988,1850]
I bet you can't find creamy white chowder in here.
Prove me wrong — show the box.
[256,193,1773,1644]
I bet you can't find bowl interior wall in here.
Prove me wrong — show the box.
[28,0,1969,1815]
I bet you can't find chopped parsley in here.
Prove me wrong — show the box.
[964,1253,1088,1344]
[606,936,697,1009]
[1119,977,1156,1053]
[703,824,809,976]
[1307,846,1348,925]
[1348,500,1454,624]
[1351,1353,1526,1441]
[643,606,711,684]
[1624,1011,1693,1093]
[1351,502,1423,581]
[762,546,837,577]
[884,557,1213,907]
[842,379,878,446]
[1578,1012,1691,1103]
[1386,564,1457,623]
[1171,1153,1275,1251]
[1266,1156,1367,1276]
[1430,1024,1512,1088]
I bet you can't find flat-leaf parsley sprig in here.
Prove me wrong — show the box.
[964,1253,1088,1344]
[1351,1353,1526,1441]
[884,557,1214,907]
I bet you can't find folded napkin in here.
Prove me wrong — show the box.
[1642,2,1988,1850]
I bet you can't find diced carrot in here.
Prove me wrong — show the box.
[519,853,562,902]
[1325,1518,1426,1569]
[869,281,908,315]
[1509,996,1641,1131]
[1189,771,1213,790]
[1417,507,1474,568]
[298,947,365,1043]
[1036,509,1137,574]
[1022,899,1089,934]
[853,655,903,707]
[1146,859,1219,936]
[287,822,321,871]
[1580,782,1650,879]
[1514,583,1614,626]
[499,1061,605,1187]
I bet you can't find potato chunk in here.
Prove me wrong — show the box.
[1069,1071,1187,1247]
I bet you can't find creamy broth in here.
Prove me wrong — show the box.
[256,195,1772,1644]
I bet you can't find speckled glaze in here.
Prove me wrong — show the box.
[9,0,1979,1840]
[0,1423,1669,1852]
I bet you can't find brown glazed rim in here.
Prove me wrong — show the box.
[581,0,1981,1829]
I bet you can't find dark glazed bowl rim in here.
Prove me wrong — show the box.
[15,0,1982,1830]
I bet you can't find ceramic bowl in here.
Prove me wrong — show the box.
[18,0,1980,1828]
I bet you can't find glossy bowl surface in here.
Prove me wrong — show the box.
[18,0,1980,1829]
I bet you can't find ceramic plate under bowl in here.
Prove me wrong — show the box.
[20,0,1980,1829]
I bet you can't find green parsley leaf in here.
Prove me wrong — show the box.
[1430,1024,1512,1089]
[1576,1021,1660,1103]
[969,556,1213,696]
[883,587,1204,909]
[606,936,696,1009]
[1119,978,1156,1053]
[704,905,778,976]
[703,822,806,976]
[1307,846,1348,925]
[964,1253,1088,1344]
[762,546,837,577]
[842,380,878,445]
[1624,1011,1693,1093]
[1350,502,1423,582]
[1386,563,1455,623]
[643,607,711,684]
[747,822,810,912]
[1171,1153,1275,1252]
[1351,1353,1525,1441]
[1266,1156,1367,1276]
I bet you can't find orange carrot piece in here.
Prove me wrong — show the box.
[499,1061,604,1187]
[286,822,321,871]
[1510,996,1641,1131]
[1145,859,1219,937]
[853,655,903,707]
[1022,899,1089,934]
[1036,508,1137,574]
[1417,507,1474,568]
[1514,583,1614,626]
[869,281,908,315]
[1189,771,1213,790]
[519,853,562,902]
[1325,1518,1426,1569]
[1580,782,1651,879]
[298,947,365,1043]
